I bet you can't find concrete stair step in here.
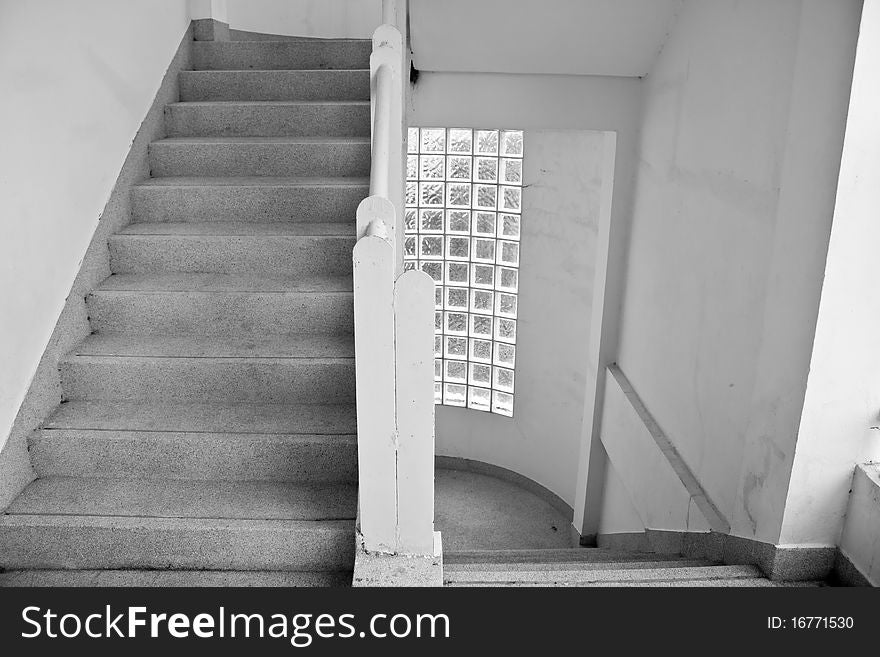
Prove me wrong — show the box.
[0,569,352,587]
[8,477,356,521]
[149,137,371,177]
[444,559,715,572]
[87,273,353,336]
[33,400,356,482]
[179,69,369,102]
[165,101,370,137]
[447,578,811,588]
[444,564,765,586]
[60,346,355,404]
[444,548,689,565]
[0,514,353,571]
[192,40,371,70]
[109,222,354,277]
[131,176,368,224]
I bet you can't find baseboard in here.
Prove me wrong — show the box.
[0,24,193,511]
[829,549,874,587]
[435,455,574,523]
[193,18,230,41]
[596,529,840,582]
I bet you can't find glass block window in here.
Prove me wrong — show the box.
[405,127,523,417]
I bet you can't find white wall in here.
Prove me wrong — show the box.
[411,73,640,505]
[410,0,682,77]
[226,0,381,38]
[0,0,190,454]
[611,0,860,542]
[780,0,880,546]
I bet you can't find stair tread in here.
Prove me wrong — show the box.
[0,513,353,530]
[117,222,354,237]
[167,100,369,107]
[443,548,694,564]
[94,272,353,293]
[69,333,354,359]
[0,570,351,587]
[444,564,765,583]
[45,400,356,435]
[444,559,716,572]
[182,68,370,72]
[135,176,369,187]
[448,578,801,588]
[153,136,371,144]
[6,477,356,521]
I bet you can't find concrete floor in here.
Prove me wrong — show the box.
[435,468,574,551]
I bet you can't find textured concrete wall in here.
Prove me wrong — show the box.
[613,0,861,544]
[0,5,192,507]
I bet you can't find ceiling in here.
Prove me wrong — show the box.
[410,0,683,77]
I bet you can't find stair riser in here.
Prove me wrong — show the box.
[179,70,370,101]
[0,522,354,571]
[192,41,371,71]
[131,183,368,223]
[87,291,353,336]
[165,104,370,137]
[30,431,358,482]
[109,235,355,277]
[0,570,352,587]
[60,358,355,404]
[150,141,371,178]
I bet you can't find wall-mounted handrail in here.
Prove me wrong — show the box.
[353,7,436,557]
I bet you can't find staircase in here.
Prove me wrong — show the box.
[0,37,372,586]
[443,549,823,587]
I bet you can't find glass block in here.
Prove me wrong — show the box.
[473,211,496,237]
[496,266,518,292]
[445,360,467,384]
[501,130,524,157]
[495,317,517,343]
[470,338,493,364]
[469,363,492,387]
[445,286,469,310]
[434,311,443,333]
[444,383,467,407]
[419,209,444,233]
[446,183,471,208]
[419,182,444,207]
[406,182,417,207]
[404,236,416,259]
[421,261,443,282]
[448,128,473,154]
[497,240,520,266]
[475,129,499,155]
[404,209,417,234]
[403,261,416,272]
[472,238,496,263]
[501,158,522,184]
[468,386,491,412]
[495,292,518,318]
[447,156,472,181]
[470,289,494,315]
[445,236,470,261]
[445,261,469,286]
[435,335,443,357]
[419,154,445,180]
[493,366,515,393]
[471,263,495,289]
[470,314,493,338]
[499,213,520,240]
[493,342,516,368]
[434,382,443,404]
[420,235,443,259]
[445,335,468,360]
[434,285,443,310]
[473,184,497,211]
[420,128,446,153]
[434,359,443,381]
[445,311,468,336]
[492,390,514,417]
[475,157,498,183]
[407,155,419,180]
[407,127,420,154]
[501,186,522,212]
[446,210,471,234]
